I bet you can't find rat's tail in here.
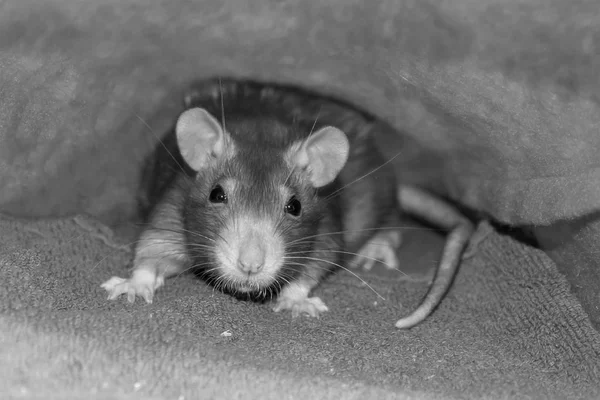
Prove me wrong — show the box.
[394,184,474,329]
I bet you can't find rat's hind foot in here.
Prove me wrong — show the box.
[354,230,401,271]
[101,269,164,304]
[273,296,329,318]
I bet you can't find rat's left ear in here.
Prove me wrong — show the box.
[289,126,350,188]
[175,107,231,171]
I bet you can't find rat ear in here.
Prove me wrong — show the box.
[175,108,229,171]
[291,126,350,188]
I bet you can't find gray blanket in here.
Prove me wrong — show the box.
[2,1,600,398]
[2,214,599,399]
[2,1,600,226]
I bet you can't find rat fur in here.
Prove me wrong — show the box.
[101,78,473,328]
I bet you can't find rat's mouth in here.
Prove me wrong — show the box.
[230,275,275,292]
[222,277,281,302]
[234,282,256,292]
[193,262,278,295]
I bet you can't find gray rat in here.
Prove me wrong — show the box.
[101,78,473,328]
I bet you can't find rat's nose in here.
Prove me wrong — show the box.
[238,259,264,274]
[237,245,266,274]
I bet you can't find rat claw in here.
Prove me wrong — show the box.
[102,277,127,300]
[382,246,399,270]
[107,291,121,301]
[127,289,137,304]
[142,288,154,304]
[154,275,165,290]
[101,269,162,304]
[362,258,375,271]
[274,296,329,318]
[302,303,321,318]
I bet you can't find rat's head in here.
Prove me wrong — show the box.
[175,108,349,299]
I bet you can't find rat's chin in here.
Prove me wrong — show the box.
[219,269,279,296]
[230,277,274,293]
[223,276,280,302]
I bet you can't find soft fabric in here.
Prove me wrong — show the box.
[1,0,600,226]
[2,1,600,396]
[1,214,599,399]
[534,217,600,330]
[3,2,600,322]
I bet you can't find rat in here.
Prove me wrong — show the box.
[101,78,473,329]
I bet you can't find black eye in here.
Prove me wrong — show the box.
[285,196,301,217]
[209,185,227,204]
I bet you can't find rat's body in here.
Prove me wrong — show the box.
[102,78,473,328]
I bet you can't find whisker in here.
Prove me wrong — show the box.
[279,265,321,285]
[89,238,147,272]
[138,223,217,242]
[134,112,186,174]
[325,149,404,200]
[284,256,384,300]
[94,249,189,281]
[283,105,322,186]
[91,238,186,274]
[119,236,213,251]
[307,105,322,139]
[288,225,441,246]
[210,229,230,246]
[285,250,407,276]
[173,262,215,280]
[219,77,227,133]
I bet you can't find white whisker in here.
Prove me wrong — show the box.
[284,256,384,300]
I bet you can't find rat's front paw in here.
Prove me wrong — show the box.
[101,269,164,304]
[353,230,401,271]
[273,296,329,318]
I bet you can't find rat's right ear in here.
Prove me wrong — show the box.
[288,126,350,188]
[175,108,230,171]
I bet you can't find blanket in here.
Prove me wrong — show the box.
[2,1,600,397]
[2,1,600,226]
[2,214,600,399]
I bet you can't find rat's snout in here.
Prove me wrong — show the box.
[237,235,266,274]
[216,216,284,288]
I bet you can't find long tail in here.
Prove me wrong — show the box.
[394,184,474,329]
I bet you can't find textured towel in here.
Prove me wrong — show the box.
[3,1,600,397]
[2,0,600,227]
[2,214,599,399]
